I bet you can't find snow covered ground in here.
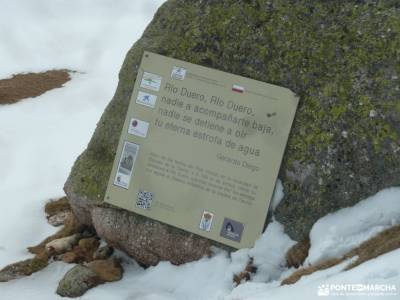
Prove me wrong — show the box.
[0,1,399,299]
[0,0,165,268]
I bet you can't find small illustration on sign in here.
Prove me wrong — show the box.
[171,66,187,80]
[114,141,139,189]
[136,91,157,108]
[128,118,149,138]
[199,211,214,232]
[220,218,244,242]
[140,72,162,91]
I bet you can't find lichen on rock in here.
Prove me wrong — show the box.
[64,0,400,265]
[56,265,99,298]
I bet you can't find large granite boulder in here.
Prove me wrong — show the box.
[64,0,400,265]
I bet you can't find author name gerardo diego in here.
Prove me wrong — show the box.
[216,153,259,172]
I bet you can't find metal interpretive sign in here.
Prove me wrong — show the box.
[104,51,298,249]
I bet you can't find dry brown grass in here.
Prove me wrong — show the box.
[344,224,400,270]
[233,258,258,285]
[0,255,49,282]
[0,70,71,104]
[281,257,343,285]
[281,225,400,285]
[44,196,71,217]
[0,204,84,282]
[286,237,310,268]
[28,212,84,256]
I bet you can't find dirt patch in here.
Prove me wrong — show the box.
[281,225,400,285]
[0,70,71,105]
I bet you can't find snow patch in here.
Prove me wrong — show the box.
[249,221,295,283]
[270,179,284,211]
[306,187,400,265]
[0,0,165,270]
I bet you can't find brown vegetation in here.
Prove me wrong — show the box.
[0,70,71,104]
[0,201,83,282]
[286,237,310,268]
[233,258,258,285]
[44,196,70,217]
[344,225,400,270]
[0,196,116,283]
[27,212,84,257]
[45,196,71,226]
[281,257,343,285]
[0,256,49,282]
[281,225,400,285]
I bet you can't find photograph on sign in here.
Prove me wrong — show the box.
[220,217,244,242]
[199,210,214,232]
[113,141,139,189]
[105,51,298,249]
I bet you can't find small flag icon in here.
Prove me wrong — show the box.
[232,84,244,93]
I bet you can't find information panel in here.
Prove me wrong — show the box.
[104,51,298,249]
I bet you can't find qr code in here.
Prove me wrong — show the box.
[136,190,154,209]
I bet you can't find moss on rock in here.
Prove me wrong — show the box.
[65,0,400,248]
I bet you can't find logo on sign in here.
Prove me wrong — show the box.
[171,66,187,80]
[140,72,162,91]
[136,91,157,108]
[128,118,149,138]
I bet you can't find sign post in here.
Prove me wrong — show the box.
[104,51,298,249]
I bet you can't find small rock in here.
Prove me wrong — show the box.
[87,259,123,282]
[56,265,100,298]
[93,245,114,260]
